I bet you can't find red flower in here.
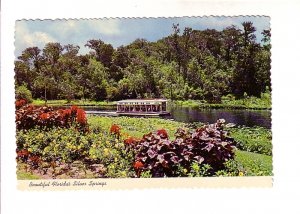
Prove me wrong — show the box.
[134,161,144,169]
[39,113,50,120]
[62,109,71,117]
[110,124,121,135]
[71,105,78,114]
[17,149,30,159]
[142,132,153,142]
[28,155,41,166]
[76,108,87,125]
[15,99,27,108]
[157,129,168,139]
[124,136,135,145]
[27,105,34,111]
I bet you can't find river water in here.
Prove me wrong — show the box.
[168,106,271,128]
[81,105,271,129]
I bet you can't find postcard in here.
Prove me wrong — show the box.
[14,16,272,190]
[3,1,300,214]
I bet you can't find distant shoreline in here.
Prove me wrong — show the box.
[31,98,271,110]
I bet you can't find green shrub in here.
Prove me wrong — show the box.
[215,159,243,176]
[16,85,33,103]
[229,126,272,155]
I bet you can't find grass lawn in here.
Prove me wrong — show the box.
[17,171,41,180]
[88,115,185,140]
[235,150,273,176]
[229,126,272,155]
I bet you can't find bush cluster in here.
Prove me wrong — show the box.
[15,105,88,132]
[134,119,236,177]
[15,85,33,103]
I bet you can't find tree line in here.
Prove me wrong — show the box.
[15,21,271,103]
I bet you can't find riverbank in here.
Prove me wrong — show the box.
[173,93,271,110]
[32,92,271,110]
[32,99,116,106]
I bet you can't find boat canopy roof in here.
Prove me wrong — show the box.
[117,99,167,105]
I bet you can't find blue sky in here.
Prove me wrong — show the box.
[15,16,270,57]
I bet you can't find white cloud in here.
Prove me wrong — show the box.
[25,32,56,47]
[14,17,269,57]
[15,21,56,56]
[87,19,121,36]
[49,20,81,39]
[14,19,122,57]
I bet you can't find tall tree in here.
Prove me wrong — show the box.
[85,39,114,67]
[39,42,64,101]
[222,26,241,62]
[14,21,271,103]
[181,27,193,82]
[233,22,261,97]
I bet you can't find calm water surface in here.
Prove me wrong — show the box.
[168,106,271,128]
[81,105,271,128]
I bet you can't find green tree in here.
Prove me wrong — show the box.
[14,21,271,104]
[15,85,33,102]
[85,39,114,67]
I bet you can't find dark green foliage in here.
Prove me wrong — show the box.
[15,22,271,103]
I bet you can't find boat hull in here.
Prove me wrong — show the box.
[86,111,170,117]
[117,111,170,117]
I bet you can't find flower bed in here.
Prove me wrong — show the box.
[15,104,272,179]
[16,104,88,132]
[16,107,239,178]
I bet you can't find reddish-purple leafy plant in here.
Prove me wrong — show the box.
[16,148,42,169]
[76,108,87,125]
[134,119,236,177]
[15,104,89,132]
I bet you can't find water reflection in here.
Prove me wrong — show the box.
[77,105,271,128]
[168,106,271,128]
